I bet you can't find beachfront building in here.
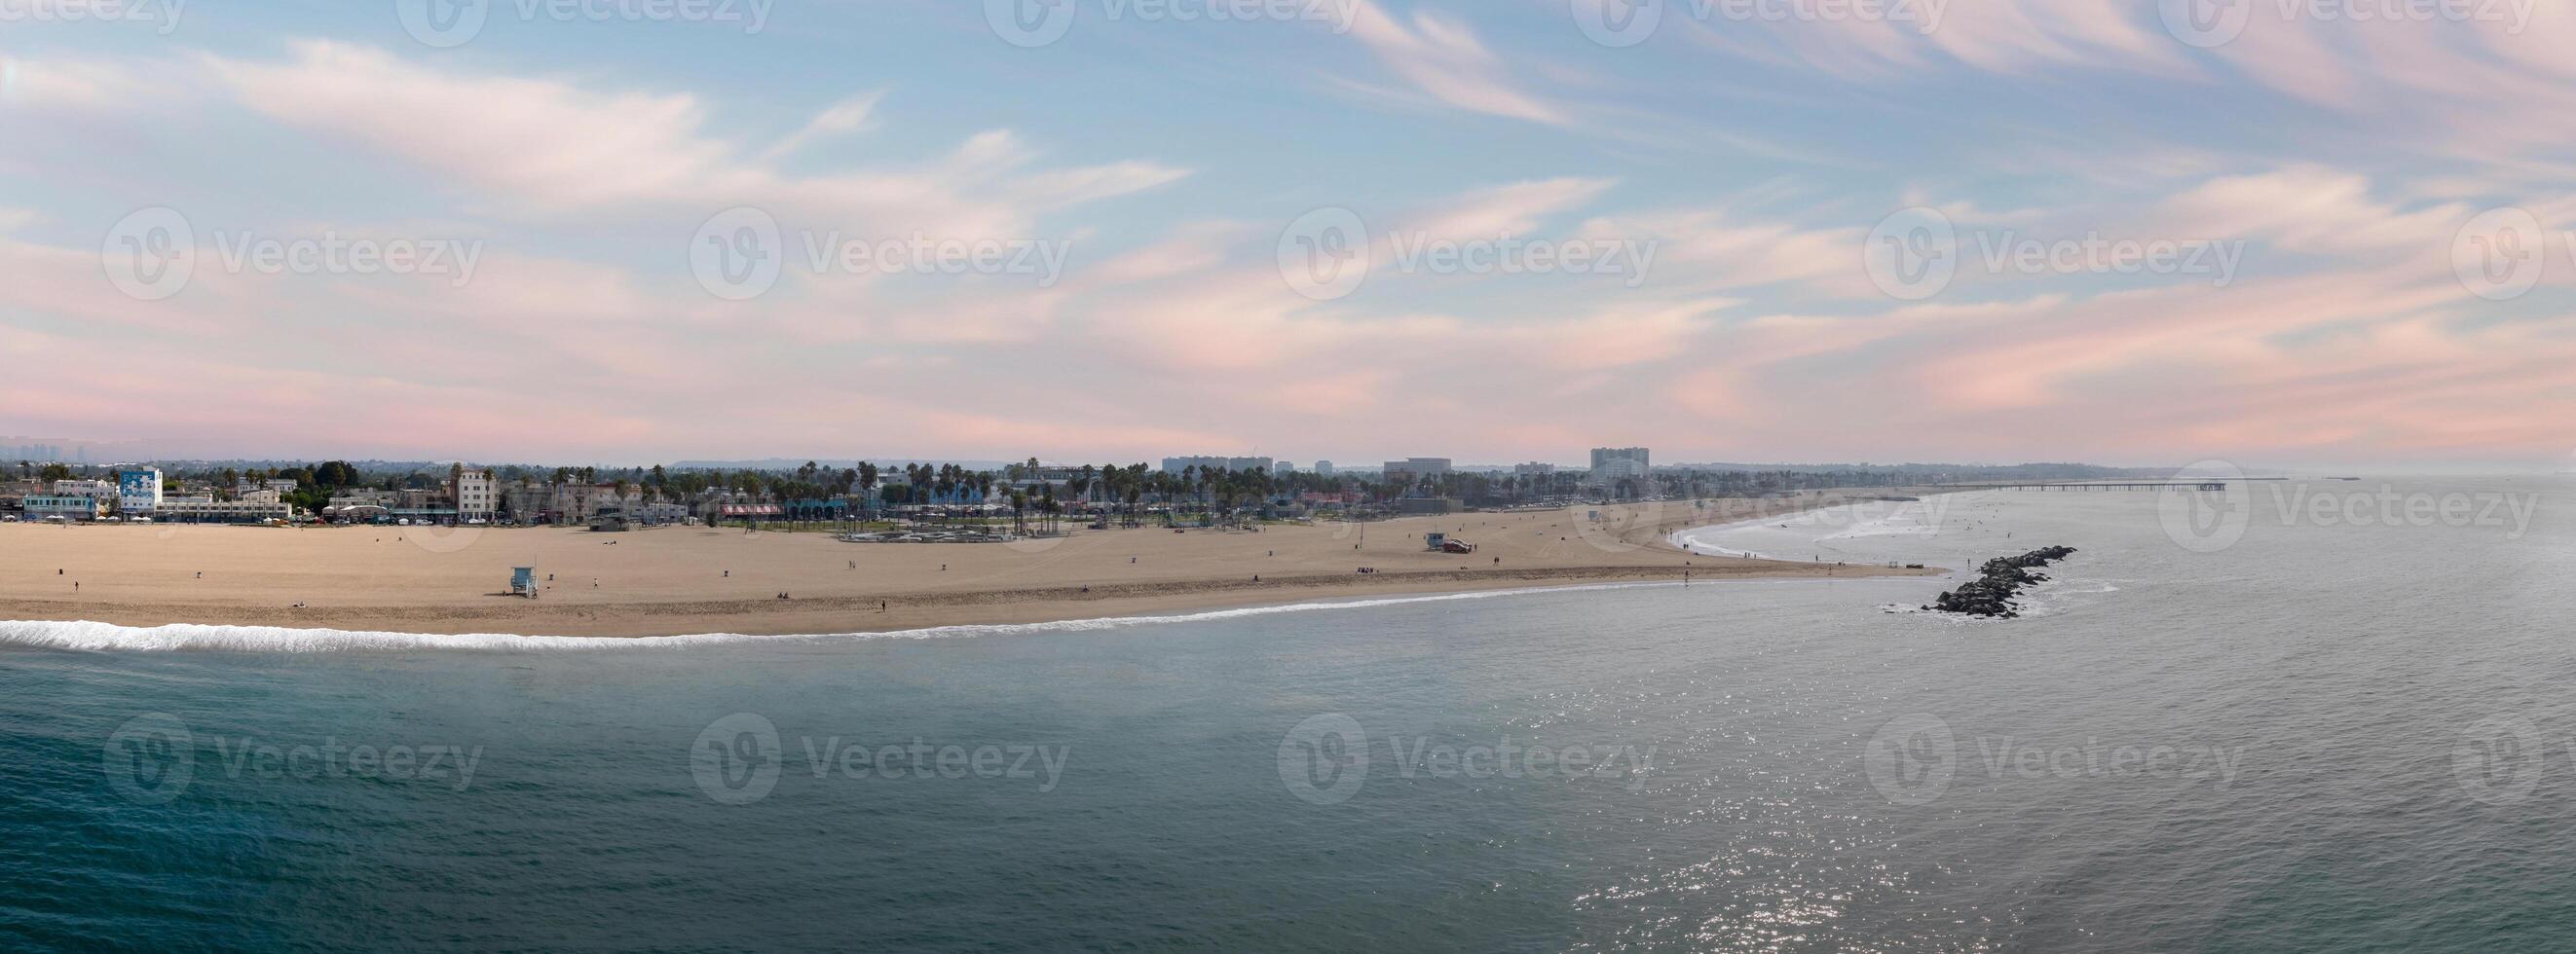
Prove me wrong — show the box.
[23,495,106,521]
[455,469,496,522]
[116,467,164,516]
[155,493,294,524]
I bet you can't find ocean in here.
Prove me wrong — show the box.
[4,477,2569,951]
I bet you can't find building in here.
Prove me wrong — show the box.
[1589,447,1652,497]
[1314,460,1334,476]
[155,496,294,524]
[23,495,106,521]
[1512,462,1556,477]
[1589,447,1650,473]
[1162,456,1273,475]
[1272,460,1294,476]
[1381,458,1452,489]
[455,469,496,521]
[116,467,164,515]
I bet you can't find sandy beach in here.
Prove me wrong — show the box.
[0,493,1939,638]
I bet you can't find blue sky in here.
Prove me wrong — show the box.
[2,0,2572,469]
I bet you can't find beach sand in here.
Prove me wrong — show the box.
[0,494,1939,638]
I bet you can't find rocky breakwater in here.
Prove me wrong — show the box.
[1926,546,2077,618]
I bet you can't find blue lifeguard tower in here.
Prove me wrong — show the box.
[510,567,537,598]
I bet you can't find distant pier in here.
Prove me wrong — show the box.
[1937,479,2285,492]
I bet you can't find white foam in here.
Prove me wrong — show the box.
[0,581,1689,654]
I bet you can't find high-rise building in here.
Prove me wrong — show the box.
[1589,447,1650,473]
[1314,460,1334,476]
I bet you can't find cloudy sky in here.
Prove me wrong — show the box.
[2,0,2572,469]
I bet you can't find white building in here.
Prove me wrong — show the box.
[117,467,164,515]
[455,469,496,521]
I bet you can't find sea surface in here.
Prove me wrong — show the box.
[4,477,2571,952]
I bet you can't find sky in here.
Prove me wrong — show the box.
[2,0,2572,471]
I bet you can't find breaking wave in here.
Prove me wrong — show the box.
[0,581,1685,654]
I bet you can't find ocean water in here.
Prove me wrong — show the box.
[4,477,2571,951]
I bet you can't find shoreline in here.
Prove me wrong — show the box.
[0,493,1947,640]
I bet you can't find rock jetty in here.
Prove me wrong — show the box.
[1925,545,2077,618]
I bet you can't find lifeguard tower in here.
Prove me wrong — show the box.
[510,567,538,598]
